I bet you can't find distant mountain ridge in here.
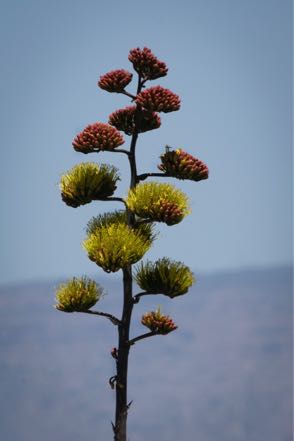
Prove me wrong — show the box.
[0,266,292,441]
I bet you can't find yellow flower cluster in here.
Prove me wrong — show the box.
[83,211,155,272]
[55,277,102,312]
[126,182,190,225]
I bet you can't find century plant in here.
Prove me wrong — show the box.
[55,46,209,441]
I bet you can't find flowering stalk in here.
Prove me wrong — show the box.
[56,47,208,441]
[113,72,143,441]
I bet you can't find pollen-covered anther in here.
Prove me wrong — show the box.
[108,105,161,135]
[136,86,181,113]
[141,308,177,334]
[72,122,124,154]
[98,69,133,93]
[128,47,168,80]
[159,149,209,181]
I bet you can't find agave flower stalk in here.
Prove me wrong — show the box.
[56,47,209,441]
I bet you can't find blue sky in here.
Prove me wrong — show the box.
[0,0,292,284]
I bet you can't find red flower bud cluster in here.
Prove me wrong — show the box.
[128,47,168,80]
[72,122,124,153]
[108,105,161,135]
[141,309,177,334]
[158,149,209,181]
[136,86,180,113]
[98,69,133,93]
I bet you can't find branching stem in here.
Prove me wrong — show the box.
[79,310,121,326]
[121,90,137,100]
[111,149,131,156]
[127,331,159,346]
[137,172,171,181]
[133,292,154,303]
[135,218,153,225]
[99,197,127,207]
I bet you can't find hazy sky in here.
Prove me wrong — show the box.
[0,0,292,285]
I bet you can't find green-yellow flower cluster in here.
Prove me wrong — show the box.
[55,276,103,312]
[126,182,190,225]
[60,162,120,208]
[83,211,155,272]
[135,258,194,298]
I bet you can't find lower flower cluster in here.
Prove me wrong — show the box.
[141,308,177,334]
[135,258,194,298]
[83,211,155,272]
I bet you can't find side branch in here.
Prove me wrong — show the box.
[135,219,154,226]
[79,310,121,326]
[121,90,137,100]
[137,172,170,181]
[133,292,154,303]
[111,149,130,156]
[127,331,158,346]
[99,197,127,207]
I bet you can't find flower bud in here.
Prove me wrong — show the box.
[111,347,118,359]
[98,69,133,92]
[72,122,124,154]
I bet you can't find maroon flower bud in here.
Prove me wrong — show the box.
[136,86,181,113]
[98,69,133,93]
[141,308,177,334]
[108,105,161,135]
[111,347,118,359]
[158,149,209,181]
[128,47,168,80]
[72,122,124,153]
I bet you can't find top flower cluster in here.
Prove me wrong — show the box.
[128,47,168,80]
[98,47,168,94]
[98,47,180,114]
[73,48,180,154]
